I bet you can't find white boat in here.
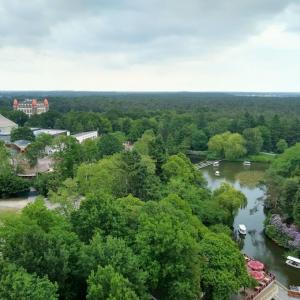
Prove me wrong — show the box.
[238,224,247,235]
[215,171,220,176]
[243,161,251,166]
[213,161,219,167]
[286,256,300,269]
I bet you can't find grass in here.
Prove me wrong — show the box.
[247,153,276,163]
[0,208,19,223]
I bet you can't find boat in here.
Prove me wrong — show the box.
[286,256,300,269]
[213,161,219,167]
[243,161,251,166]
[238,224,247,235]
[215,171,220,176]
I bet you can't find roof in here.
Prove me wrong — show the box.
[72,131,98,138]
[0,114,17,128]
[12,140,32,150]
[33,129,69,136]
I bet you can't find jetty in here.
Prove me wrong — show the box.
[195,160,221,169]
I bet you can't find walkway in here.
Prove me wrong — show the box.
[274,281,297,300]
[0,187,37,210]
[195,160,221,169]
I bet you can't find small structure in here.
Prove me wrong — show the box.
[72,131,98,144]
[32,128,70,137]
[0,114,18,138]
[123,141,133,151]
[243,161,251,166]
[13,98,49,117]
[215,170,220,176]
[240,255,276,300]
[10,140,32,153]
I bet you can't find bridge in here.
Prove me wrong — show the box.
[195,160,221,169]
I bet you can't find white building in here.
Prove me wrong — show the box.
[72,131,98,144]
[0,114,18,135]
[32,128,70,137]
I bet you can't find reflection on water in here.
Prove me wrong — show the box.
[201,161,300,286]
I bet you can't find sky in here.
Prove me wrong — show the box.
[0,0,299,92]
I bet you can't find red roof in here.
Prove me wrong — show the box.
[247,260,264,271]
[250,271,265,281]
[44,98,49,106]
[32,99,37,107]
[13,99,18,107]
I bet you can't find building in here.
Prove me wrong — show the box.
[32,128,70,138]
[0,114,18,135]
[9,140,32,153]
[13,98,49,117]
[0,114,18,143]
[72,131,98,144]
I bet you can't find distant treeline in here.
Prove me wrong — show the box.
[1,93,300,154]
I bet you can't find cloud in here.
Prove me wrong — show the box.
[0,0,298,61]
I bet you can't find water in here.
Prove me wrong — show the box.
[200,161,300,287]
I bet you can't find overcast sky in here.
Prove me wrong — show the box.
[0,0,299,91]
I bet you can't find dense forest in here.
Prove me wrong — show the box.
[1,93,300,299]
[1,92,300,155]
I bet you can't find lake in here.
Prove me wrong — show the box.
[200,161,300,287]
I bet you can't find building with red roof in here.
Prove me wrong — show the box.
[12,98,49,117]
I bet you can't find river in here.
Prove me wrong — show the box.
[200,161,300,287]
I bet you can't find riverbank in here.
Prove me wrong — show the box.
[189,151,276,164]
[201,161,300,286]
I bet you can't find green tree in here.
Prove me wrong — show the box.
[135,199,204,300]
[11,126,35,142]
[224,133,247,160]
[120,150,161,200]
[149,134,167,177]
[191,129,208,150]
[0,141,29,197]
[213,183,247,219]
[208,132,246,160]
[243,127,263,155]
[199,233,251,300]
[26,133,53,167]
[82,234,147,298]
[87,265,139,300]
[134,129,155,155]
[270,143,300,177]
[0,261,58,300]
[162,153,205,186]
[53,135,83,178]
[0,200,84,299]
[98,133,123,158]
[276,139,288,154]
[293,194,300,227]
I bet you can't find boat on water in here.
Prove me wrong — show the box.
[215,171,220,176]
[243,161,251,166]
[286,256,300,269]
[213,161,219,167]
[238,224,247,235]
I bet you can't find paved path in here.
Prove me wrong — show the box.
[0,188,37,210]
[274,281,296,300]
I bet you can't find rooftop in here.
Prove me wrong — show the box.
[72,131,98,138]
[0,114,17,127]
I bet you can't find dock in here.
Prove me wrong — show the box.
[195,160,221,169]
